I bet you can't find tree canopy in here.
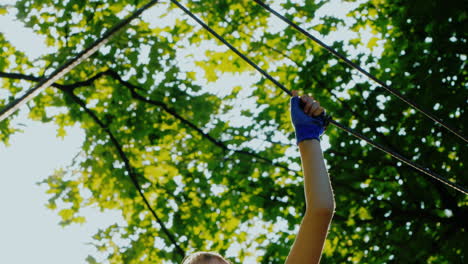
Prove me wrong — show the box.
[0,0,466,263]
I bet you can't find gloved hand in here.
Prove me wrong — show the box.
[290,91,329,144]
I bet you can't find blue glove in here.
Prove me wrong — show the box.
[290,96,329,144]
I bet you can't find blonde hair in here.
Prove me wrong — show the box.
[181,251,231,264]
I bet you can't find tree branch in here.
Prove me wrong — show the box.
[0,71,110,91]
[59,88,186,259]
[0,70,297,173]
[104,69,297,173]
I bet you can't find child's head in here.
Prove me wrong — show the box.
[181,251,231,264]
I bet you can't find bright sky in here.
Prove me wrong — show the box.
[0,2,125,263]
[0,1,370,263]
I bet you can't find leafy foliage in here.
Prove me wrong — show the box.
[0,0,466,263]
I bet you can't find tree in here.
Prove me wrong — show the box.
[0,0,466,263]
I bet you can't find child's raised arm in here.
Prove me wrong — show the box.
[285,91,335,264]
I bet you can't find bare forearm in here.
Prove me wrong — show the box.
[298,139,335,211]
[286,92,334,263]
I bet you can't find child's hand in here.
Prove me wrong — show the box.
[290,90,329,144]
[294,90,324,117]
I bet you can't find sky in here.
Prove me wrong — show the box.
[0,3,125,263]
[0,0,369,263]
[0,110,123,263]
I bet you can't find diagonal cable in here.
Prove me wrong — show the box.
[169,0,467,195]
[252,0,467,143]
[0,0,160,122]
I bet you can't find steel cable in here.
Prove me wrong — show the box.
[252,0,467,144]
[0,0,160,122]
[169,0,467,195]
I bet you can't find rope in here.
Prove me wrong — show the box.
[169,0,467,195]
[0,0,160,122]
[252,0,467,144]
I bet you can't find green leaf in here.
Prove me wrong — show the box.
[367,36,379,50]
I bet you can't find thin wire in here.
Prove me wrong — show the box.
[0,0,160,122]
[330,120,467,194]
[169,0,467,195]
[252,0,467,144]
